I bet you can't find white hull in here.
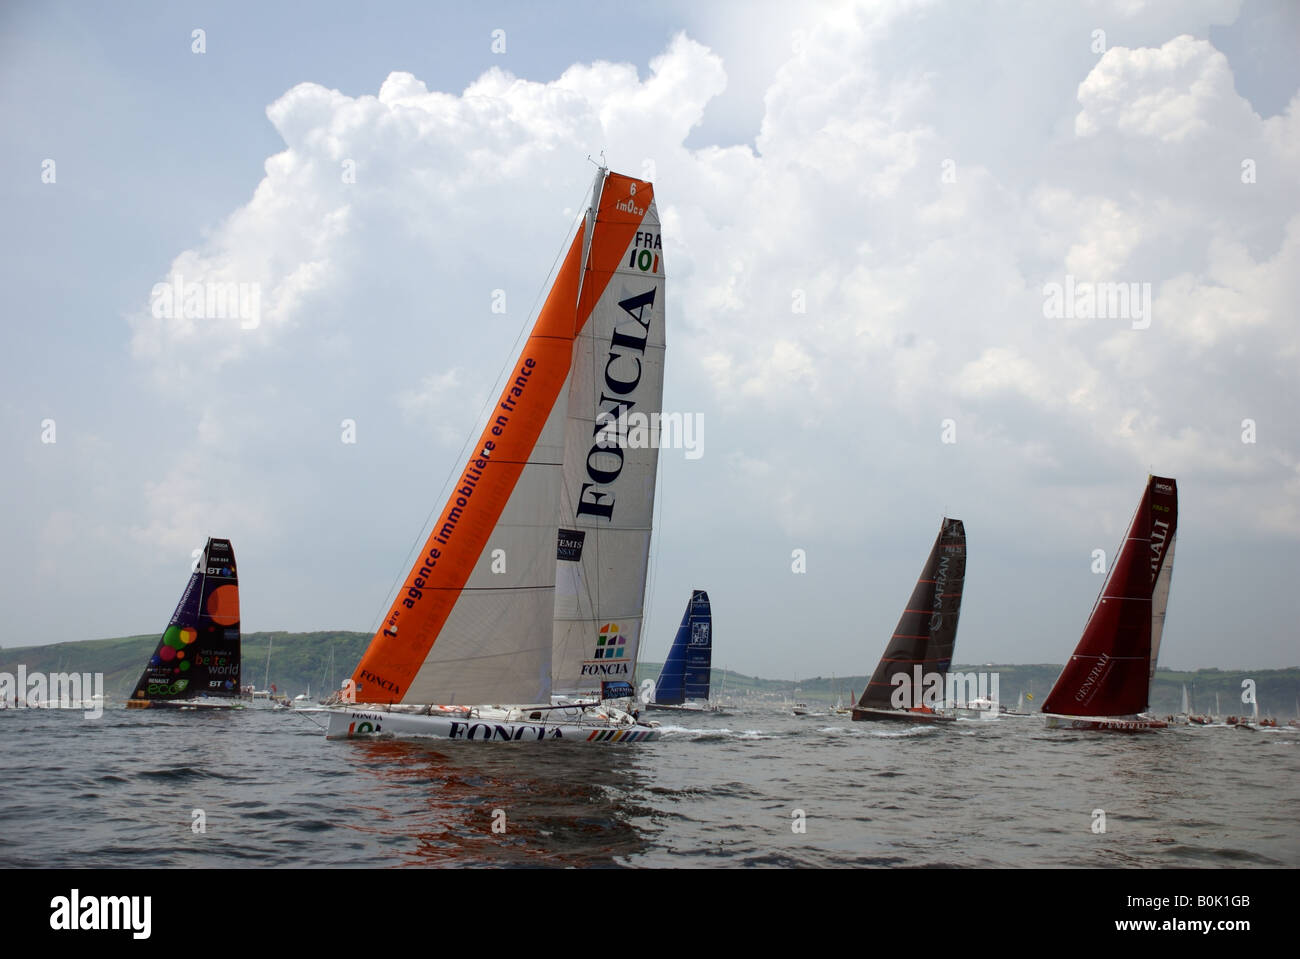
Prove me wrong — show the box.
[1043,713,1167,732]
[326,704,662,743]
[953,707,1002,721]
[127,696,243,710]
[646,701,732,715]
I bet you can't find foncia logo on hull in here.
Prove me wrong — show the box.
[581,623,631,677]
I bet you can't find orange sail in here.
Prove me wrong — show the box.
[350,170,659,706]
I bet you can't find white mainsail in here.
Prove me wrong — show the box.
[552,173,666,695]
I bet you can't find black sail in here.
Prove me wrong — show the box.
[858,518,966,710]
[129,538,241,703]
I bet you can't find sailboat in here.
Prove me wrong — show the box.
[830,676,851,716]
[126,537,243,710]
[326,166,666,743]
[246,634,285,708]
[852,518,966,724]
[1172,682,1191,725]
[1042,475,1176,732]
[713,666,737,714]
[646,590,720,713]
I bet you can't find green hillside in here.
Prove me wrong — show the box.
[0,631,370,700]
[1,633,1296,717]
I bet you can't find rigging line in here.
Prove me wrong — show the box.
[366,177,592,638]
[1075,484,1145,639]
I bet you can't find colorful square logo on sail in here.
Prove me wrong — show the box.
[592,623,626,659]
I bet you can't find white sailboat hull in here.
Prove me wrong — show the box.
[325,705,662,743]
[645,700,730,715]
[1043,713,1167,732]
[952,697,1001,721]
[127,696,243,710]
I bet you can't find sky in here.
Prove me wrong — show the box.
[2,0,1298,676]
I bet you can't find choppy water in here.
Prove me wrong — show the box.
[2,705,1296,868]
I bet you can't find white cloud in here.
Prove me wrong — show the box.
[27,1,1294,670]
[1075,35,1254,143]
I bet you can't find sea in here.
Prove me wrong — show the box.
[2,703,1297,870]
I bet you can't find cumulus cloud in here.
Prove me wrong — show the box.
[95,3,1300,670]
[1075,35,1254,143]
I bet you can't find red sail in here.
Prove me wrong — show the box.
[1043,476,1177,717]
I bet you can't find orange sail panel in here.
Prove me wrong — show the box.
[349,228,587,705]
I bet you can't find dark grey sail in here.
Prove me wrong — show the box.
[853,518,965,721]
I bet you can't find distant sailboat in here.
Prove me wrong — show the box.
[647,590,720,713]
[127,538,243,710]
[712,666,736,714]
[830,675,851,716]
[1042,475,1176,732]
[853,518,966,724]
[326,166,666,743]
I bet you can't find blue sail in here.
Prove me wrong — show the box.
[654,590,711,705]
